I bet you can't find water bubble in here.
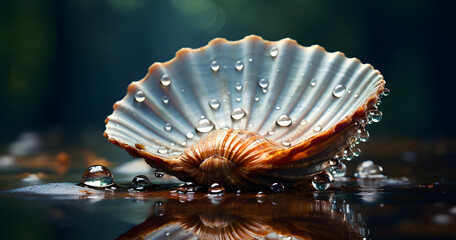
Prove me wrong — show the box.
[235,60,244,71]
[382,88,390,96]
[270,46,279,58]
[196,119,214,133]
[312,172,332,191]
[154,169,165,178]
[300,119,307,126]
[270,182,285,193]
[358,128,370,142]
[236,190,242,195]
[162,95,169,104]
[158,147,168,154]
[256,191,266,203]
[344,148,355,161]
[352,147,361,157]
[186,131,195,139]
[310,79,317,87]
[329,161,347,178]
[370,110,383,123]
[258,78,269,88]
[132,175,151,190]
[164,123,172,131]
[210,61,220,72]
[134,91,146,102]
[209,99,220,109]
[276,114,292,127]
[355,160,384,178]
[235,81,243,91]
[332,84,346,98]
[281,138,291,147]
[82,165,114,188]
[313,125,322,132]
[208,183,225,195]
[160,74,171,86]
[185,182,197,192]
[231,108,246,120]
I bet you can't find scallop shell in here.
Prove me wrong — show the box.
[104,35,386,189]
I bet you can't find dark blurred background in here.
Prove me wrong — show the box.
[0,0,455,157]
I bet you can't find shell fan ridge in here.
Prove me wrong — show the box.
[104,35,386,190]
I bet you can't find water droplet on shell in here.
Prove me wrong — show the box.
[313,125,322,132]
[158,146,168,154]
[235,60,244,71]
[209,99,220,109]
[210,61,220,72]
[332,84,346,98]
[329,162,347,178]
[82,165,114,187]
[162,95,169,104]
[382,88,390,96]
[310,79,317,87]
[134,91,145,102]
[281,138,291,147]
[276,114,292,127]
[270,46,279,57]
[196,119,214,133]
[235,81,243,91]
[164,123,172,131]
[258,78,269,88]
[186,131,195,139]
[160,74,171,86]
[231,108,246,120]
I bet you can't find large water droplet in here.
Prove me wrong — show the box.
[276,114,292,127]
[310,79,317,87]
[329,161,347,178]
[196,119,214,133]
[134,91,146,102]
[154,169,165,178]
[186,131,195,139]
[231,108,246,120]
[235,81,243,91]
[160,75,171,86]
[162,96,169,104]
[164,123,172,131]
[332,84,346,98]
[270,46,279,58]
[209,99,220,110]
[312,172,332,191]
[355,160,384,178]
[270,182,285,193]
[132,175,151,190]
[258,78,269,88]
[210,61,220,72]
[82,165,114,188]
[208,183,225,195]
[313,125,322,132]
[235,60,244,71]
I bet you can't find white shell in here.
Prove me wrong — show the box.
[105,35,384,158]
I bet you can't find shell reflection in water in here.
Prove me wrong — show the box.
[117,194,366,240]
[104,35,386,190]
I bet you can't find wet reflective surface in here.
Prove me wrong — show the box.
[1,136,456,240]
